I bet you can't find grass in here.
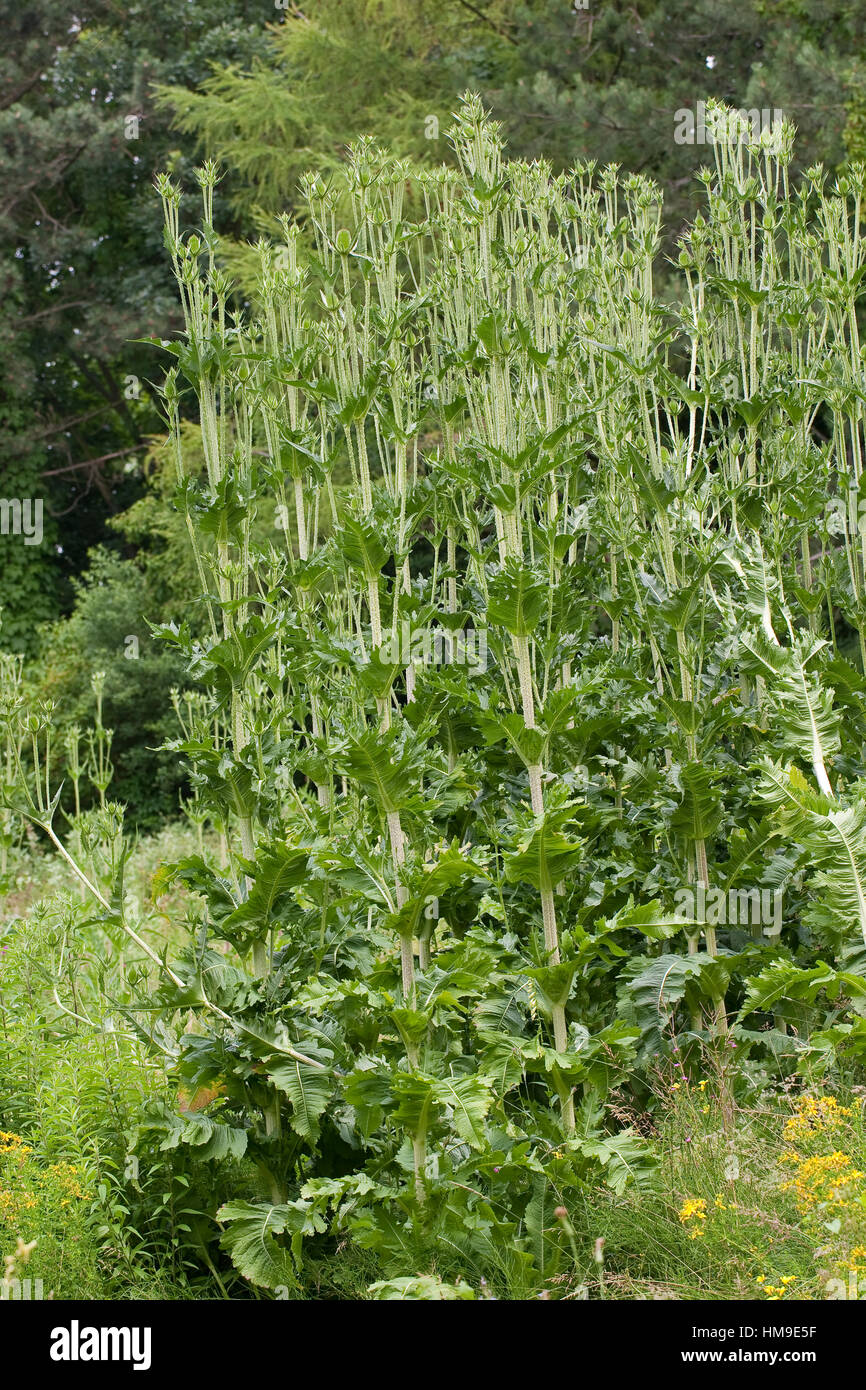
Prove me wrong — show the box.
[0,821,236,1299]
[559,1072,866,1301]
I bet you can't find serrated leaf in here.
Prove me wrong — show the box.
[268,1056,333,1141]
[217,1201,301,1290]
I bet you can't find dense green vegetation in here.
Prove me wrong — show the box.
[5,3,866,1304]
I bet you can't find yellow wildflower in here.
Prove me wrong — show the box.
[678,1197,707,1236]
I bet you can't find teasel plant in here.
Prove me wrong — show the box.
[416,106,603,1128]
[0,650,26,894]
[105,96,866,1289]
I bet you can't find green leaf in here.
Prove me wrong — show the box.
[142,1107,247,1163]
[670,762,724,843]
[343,1060,393,1139]
[267,1056,332,1142]
[758,761,866,951]
[222,845,309,942]
[367,1275,476,1300]
[387,844,488,938]
[504,803,583,892]
[580,1129,657,1194]
[601,900,692,941]
[338,726,427,815]
[217,1201,302,1290]
[436,1074,494,1149]
[487,558,547,635]
[739,960,850,1018]
[339,516,389,576]
[523,959,582,1010]
[391,1072,437,1140]
[627,953,704,1023]
[741,630,840,786]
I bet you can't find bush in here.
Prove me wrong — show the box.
[36,548,189,829]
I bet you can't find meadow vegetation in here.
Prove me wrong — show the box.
[5,97,866,1300]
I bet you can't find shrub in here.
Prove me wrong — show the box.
[36,549,189,829]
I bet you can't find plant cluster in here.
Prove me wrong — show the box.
[101,97,866,1294]
[7,94,866,1299]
